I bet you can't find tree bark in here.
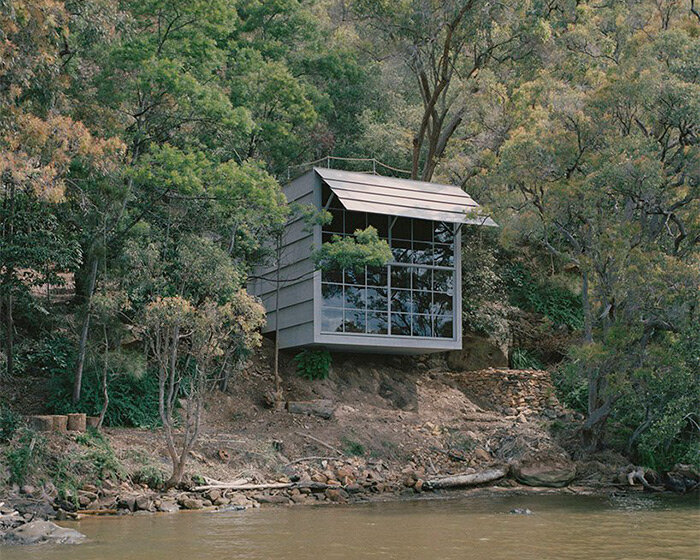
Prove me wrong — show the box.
[581,270,593,344]
[73,256,99,403]
[273,234,284,410]
[97,323,110,429]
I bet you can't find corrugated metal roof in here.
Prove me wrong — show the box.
[314,167,497,227]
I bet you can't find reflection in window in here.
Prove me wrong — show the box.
[320,212,456,339]
[367,312,388,334]
[344,309,365,333]
[322,308,343,332]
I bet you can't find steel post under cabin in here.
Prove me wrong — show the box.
[248,168,497,354]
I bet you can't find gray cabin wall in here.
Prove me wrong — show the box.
[248,172,319,348]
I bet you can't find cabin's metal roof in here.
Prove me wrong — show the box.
[314,167,497,226]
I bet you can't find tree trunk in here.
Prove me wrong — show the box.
[73,257,99,403]
[97,323,109,429]
[581,270,592,344]
[273,235,284,410]
[3,181,16,378]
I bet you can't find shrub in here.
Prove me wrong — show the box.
[504,263,583,330]
[511,348,544,370]
[0,406,21,443]
[341,437,365,456]
[132,464,166,489]
[47,368,161,428]
[73,429,125,482]
[5,427,45,486]
[293,349,332,380]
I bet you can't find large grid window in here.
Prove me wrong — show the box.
[320,186,456,339]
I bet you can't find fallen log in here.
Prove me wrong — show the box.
[193,482,294,492]
[78,509,118,516]
[425,466,509,490]
[287,400,336,420]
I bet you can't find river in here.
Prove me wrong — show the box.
[3,492,699,560]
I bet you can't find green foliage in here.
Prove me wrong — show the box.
[504,264,583,330]
[72,429,125,482]
[0,406,21,444]
[293,349,332,381]
[341,437,366,457]
[312,226,392,272]
[47,368,161,428]
[511,348,544,370]
[5,428,45,486]
[131,464,167,489]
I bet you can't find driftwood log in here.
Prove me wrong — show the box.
[425,466,509,490]
[287,400,335,419]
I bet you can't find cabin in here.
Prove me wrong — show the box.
[249,167,496,354]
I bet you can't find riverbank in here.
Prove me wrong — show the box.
[2,342,696,543]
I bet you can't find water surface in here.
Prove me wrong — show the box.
[4,493,699,560]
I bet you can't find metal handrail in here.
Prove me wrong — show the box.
[286,156,412,180]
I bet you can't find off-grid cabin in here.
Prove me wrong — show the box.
[249,167,497,354]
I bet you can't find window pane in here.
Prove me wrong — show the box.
[413,267,431,291]
[344,286,366,309]
[390,289,411,313]
[390,313,411,336]
[390,266,410,289]
[434,315,453,338]
[412,314,432,337]
[367,213,389,238]
[432,292,453,315]
[321,267,343,284]
[413,242,433,265]
[327,209,344,233]
[391,239,412,263]
[366,287,388,310]
[433,244,454,267]
[413,219,432,242]
[433,269,454,293]
[367,265,388,287]
[321,308,343,333]
[434,222,454,243]
[344,309,366,333]
[322,283,343,307]
[367,312,388,334]
[413,290,432,314]
[345,267,365,285]
[345,211,366,234]
[391,217,411,239]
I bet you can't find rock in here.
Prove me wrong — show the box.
[206,489,221,502]
[2,520,85,545]
[255,495,288,504]
[117,495,137,512]
[447,335,508,371]
[324,488,349,503]
[178,497,204,510]
[514,463,576,488]
[157,501,180,513]
[228,494,253,508]
[135,494,153,511]
[20,485,36,496]
[345,483,363,494]
[474,448,492,462]
[509,508,533,515]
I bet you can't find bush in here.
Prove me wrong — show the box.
[5,427,45,486]
[0,406,21,444]
[132,464,166,489]
[47,369,161,428]
[511,348,544,370]
[504,264,583,330]
[73,429,125,482]
[293,349,332,380]
[341,437,365,456]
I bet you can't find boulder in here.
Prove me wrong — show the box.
[178,497,204,510]
[157,501,180,513]
[287,399,336,420]
[514,462,576,488]
[2,520,85,545]
[134,494,153,512]
[447,335,508,371]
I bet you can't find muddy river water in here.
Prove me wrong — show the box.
[3,492,699,560]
